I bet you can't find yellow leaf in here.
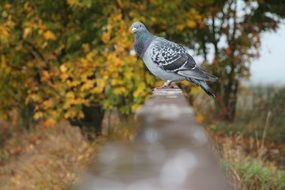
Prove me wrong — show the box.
[187,20,196,28]
[101,32,110,43]
[42,99,54,109]
[41,71,50,81]
[60,73,69,81]
[80,80,94,91]
[131,104,141,112]
[91,79,105,94]
[34,112,44,120]
[43,118,56,128]
[70,98,87,105]
[43,30,56,41]
[0,26,10,43]
[97,79,106,88]
[66,91,75,99]
[191,86,203,95]
[64,109,80,119]
[176,24,185,31]
[67,80,81,87]
[195,113,205,123]
[60,65,67,72]
[133,83,146,98]
[67,0,77,6]
[113,87,127,95]
[112,13,122,22]
[4,3,12,10]
[28,94,42,102]
[23,27,32,38]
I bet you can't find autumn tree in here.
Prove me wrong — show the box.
[1,0,214,134]
[190,0,285,121]
[0,0,157,135]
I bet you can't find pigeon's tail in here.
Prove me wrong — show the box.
[188,78,216,98]
[178,67,218,82]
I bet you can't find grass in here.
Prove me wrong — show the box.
[207,126,285,190]
[224,159,285,190]
[208,123,285,189]
[192,86,285,189]
[236,86,285,142]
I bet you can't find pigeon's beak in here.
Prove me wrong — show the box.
[131,27,137,33]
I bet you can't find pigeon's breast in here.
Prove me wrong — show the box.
[142,43,185,81]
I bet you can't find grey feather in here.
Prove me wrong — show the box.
[178,67,218,82]
[131,21,218,97]
[189,78,216,97]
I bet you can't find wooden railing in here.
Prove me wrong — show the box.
[73,88,231,190]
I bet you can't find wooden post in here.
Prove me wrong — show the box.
[73,88,231,190]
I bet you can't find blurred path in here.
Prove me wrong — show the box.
[74,88,230,190]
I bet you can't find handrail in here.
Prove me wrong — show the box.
[73,88,230,190]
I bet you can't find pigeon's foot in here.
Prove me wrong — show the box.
[155,80,178,89]
[155,86,168,90]
[167,82,178,89]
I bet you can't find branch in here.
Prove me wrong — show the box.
[211,15,219,57]
[23,40,50,70]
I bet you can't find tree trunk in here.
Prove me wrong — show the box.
[69,104,105,140]
[20,103,35,130]
[216,63,239,122]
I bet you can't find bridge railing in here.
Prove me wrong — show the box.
[73,88,231,190]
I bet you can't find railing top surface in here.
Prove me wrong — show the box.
[74,88,230,190]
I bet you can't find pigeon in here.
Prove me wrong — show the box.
[131,21,218,97]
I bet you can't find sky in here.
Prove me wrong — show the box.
[250,23,285,85]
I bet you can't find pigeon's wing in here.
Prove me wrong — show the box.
[150,38,217,81]
[150,38,194,71]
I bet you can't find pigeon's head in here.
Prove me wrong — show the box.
[131,21,148,34]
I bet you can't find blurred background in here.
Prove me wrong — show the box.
[0,0,284,189]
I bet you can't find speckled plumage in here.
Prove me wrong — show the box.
[150,38,195,72]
